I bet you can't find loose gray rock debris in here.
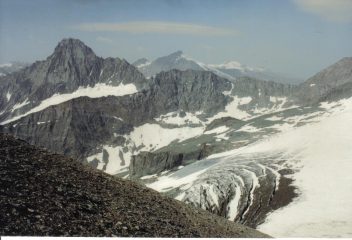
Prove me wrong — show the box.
[0,133,269,237]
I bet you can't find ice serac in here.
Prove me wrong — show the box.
[143,57,352,235]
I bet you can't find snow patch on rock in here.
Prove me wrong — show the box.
[1,83,138,125]
[129,123,204,152]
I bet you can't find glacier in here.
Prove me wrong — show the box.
[147,97,352,237]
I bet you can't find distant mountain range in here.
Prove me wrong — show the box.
[1,38,352,237]
[0,62,29,77]
[133,50,303,84]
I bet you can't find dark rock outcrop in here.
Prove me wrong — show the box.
[150,69,232,115]
[130,152,184,178]
[0,133,269,237]
[205,117,245,132]
[130,143,213,178]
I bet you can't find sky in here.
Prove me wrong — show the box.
[0,0,351,80]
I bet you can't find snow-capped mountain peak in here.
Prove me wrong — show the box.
[209,61,244,70]
[134,51,300,83]
[208,60,265,73]
[133,50,205,78]
[0,62,30,77]
[0,63,13,68]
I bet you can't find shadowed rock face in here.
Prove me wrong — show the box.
[296,57,352,104]
[0,133,269,238]
[0,38,301,169]
[0,38,146,122]
[152,69,232,114]
[1,69,233,161]
[130,143,213,178]
[130,151,184,178]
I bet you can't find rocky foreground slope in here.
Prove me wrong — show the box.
[0,133,268,237]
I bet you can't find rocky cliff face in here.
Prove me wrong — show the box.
[0,38,146,122]
[151,69,231,115]
[296,57,352,104]
[1,66,233,168]
[231,77,298,111]
[130,143,213,178]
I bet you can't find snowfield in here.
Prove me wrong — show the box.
[130,123,204,152]
[208,96,253,120]
[86,122,205,175]
[1,83,138,125]
[257,98,352,237]
[148,97,352,237]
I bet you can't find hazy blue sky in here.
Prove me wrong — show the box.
[0,0,351,79]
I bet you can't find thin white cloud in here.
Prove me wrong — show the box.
[72,21,237,36]
[293,0,352,22]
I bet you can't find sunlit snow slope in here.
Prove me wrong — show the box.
[257,98,352,237]
[1,83,138,125]
[148,97,352,237]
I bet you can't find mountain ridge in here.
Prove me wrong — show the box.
[0,38,146,123]
[133,50,303,84]
[1,38,352,234]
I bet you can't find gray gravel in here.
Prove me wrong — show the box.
[0,134,269,237]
